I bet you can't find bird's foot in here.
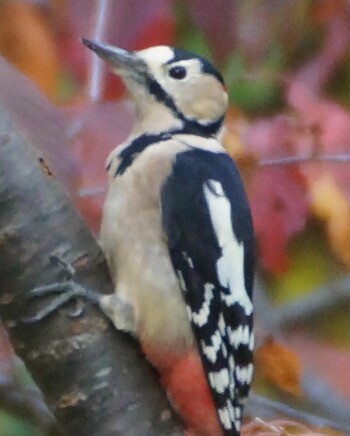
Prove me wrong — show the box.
[22,280,102,323]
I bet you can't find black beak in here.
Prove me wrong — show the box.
[82,38,147,74]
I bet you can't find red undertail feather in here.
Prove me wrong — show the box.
[142,344,224,436]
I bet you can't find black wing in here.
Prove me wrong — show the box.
[161,148,254,435]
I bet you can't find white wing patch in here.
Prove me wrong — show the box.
[203,179,253,315]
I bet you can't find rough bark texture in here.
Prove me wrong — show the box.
[0,107,182,436]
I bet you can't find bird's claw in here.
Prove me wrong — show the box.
[22,280,101,324]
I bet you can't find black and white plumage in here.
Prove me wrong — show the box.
[82,40,255,435]
[162,148,254,433]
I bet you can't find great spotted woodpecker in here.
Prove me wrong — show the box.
[85,39,255,436]
[30,39,255,436]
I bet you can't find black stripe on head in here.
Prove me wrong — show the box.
[147,77,180,115]
[140,47,225,137]
[145,76,224,137]
[168,48,225,86]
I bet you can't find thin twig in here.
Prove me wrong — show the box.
[253,277,350,431]
[78,185,106,198]
[253,276,282,335]
[260,153,350,167]
[301,371,350,429]
[254,271,350,329]
[273,275,350,327]
[87,0,110,102]
[248,392,350,433]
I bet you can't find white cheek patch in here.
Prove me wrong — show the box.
[203,180,253,316]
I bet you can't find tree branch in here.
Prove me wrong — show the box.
[0,106,181,435]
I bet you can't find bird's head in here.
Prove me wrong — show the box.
[83,39,228,137]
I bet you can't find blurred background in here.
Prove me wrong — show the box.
[0,0,350,434]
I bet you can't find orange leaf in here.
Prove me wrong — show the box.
[0,1,60,99]
[255,336,302,397]
[310,174,350,268]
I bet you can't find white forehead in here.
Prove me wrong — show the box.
[136,45,174,65]
[136,46,204,81]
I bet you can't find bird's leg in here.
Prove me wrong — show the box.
[23,254,137,335]
[22,280,102,324]
[22,251,102,323]
[98,293,136,334]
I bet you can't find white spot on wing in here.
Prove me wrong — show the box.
[182,251,194,268]
[249,332,255,351]
[176,270,186,292]
[200,329,223,363]
[228,354,236,397]
[218,406,232,430]
[189,283,214,327]
[208,368,230,394]
[203,180,253,315]
[228,324,251,349]
[218,400,241,431]
[234,406,242,430]
[236,363,254,384]
[218,313,226,337]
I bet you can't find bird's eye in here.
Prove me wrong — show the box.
[168,65,187,80]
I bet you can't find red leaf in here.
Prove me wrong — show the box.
[60,0,175,87]
[186,0,238,63]
[0,56,79,195]
[286,332,350,400]
[133,15,175,51]
[65,100,133,232]
[244,116,310,274]
[249,166,309,274]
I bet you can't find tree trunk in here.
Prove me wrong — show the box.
[0,107,182,436]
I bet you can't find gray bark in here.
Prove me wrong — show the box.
[0,107,181,436]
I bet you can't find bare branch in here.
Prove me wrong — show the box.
[86,0,110,102]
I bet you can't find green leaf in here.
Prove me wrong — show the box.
[0,410,40,436]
